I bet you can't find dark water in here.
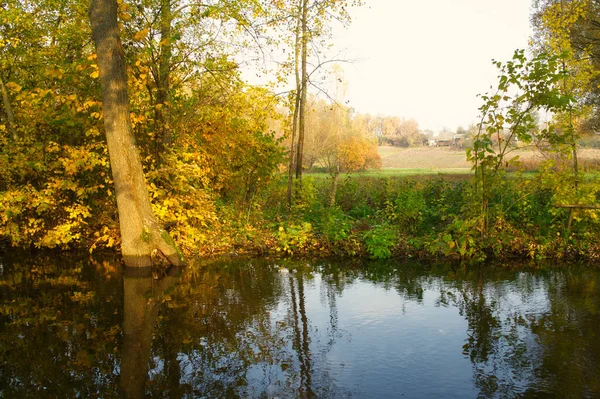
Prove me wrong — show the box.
[1,254,600,398]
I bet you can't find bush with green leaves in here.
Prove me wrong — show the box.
[363,223,397,259]
[383,180,426,233]
[313,206,352,244]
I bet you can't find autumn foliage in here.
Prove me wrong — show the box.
[0,0,377,256]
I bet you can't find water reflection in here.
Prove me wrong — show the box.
[121,267,180,398]
[290,274,314,398]
[1,254,600,397]
[0,254,122,398]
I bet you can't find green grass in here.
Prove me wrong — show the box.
[305,168,473,179]
[345,168,472,177]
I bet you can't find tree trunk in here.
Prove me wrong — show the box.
[287,0,303,207]
[295,0,308,179]
[89,0,184,267]
[329,166,339,207]
[287,108,298,208]
[0,74,18,140]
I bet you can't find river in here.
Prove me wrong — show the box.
[0,253,599,398]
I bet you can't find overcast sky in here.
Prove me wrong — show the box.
[330,0,533,131]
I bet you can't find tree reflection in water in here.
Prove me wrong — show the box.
[0,254,123,398]
[1,254,600,397]
[441,264,600,398]
[121,266,180,398]
[288,274,313,397]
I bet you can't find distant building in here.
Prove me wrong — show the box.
[436,139,452,147]
[453,133,466,148]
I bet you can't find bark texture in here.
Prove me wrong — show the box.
[0,75,18,140]
[89,0,184,267]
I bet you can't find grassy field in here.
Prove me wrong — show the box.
[304,146,600,178]
[378,146,471,170]
[377,145,600,171]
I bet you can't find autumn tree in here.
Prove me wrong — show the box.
[120,0,266,161]
[299,95,380,204]
[369,115,423,147]
[529,0,600,230]
[89,0,184,267]
[532,0,600,130]
[264,0,362,205]
[0,0,284,255]
[0,0,120,250]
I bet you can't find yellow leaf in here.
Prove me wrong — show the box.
[90,70,99,79]
[83,100,98,109]
[5,82,22,92]
[134,28,149,42]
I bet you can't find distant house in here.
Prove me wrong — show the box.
[427,139,437,147]
[453,133,466,148]
[436,139,452,147]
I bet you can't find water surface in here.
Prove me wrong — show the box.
[1,254,599,398]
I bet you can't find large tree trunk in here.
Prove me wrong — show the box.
[295,0,308,179]
[89,0,184,267]
[0,74,18,140]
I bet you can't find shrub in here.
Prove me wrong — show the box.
[363,223,397,259]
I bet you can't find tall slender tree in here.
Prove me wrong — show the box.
[295,0,309,180]
[271,0,362,192]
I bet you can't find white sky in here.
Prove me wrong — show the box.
[329,0,533,131]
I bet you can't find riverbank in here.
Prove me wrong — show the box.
[212,173,600,262]
[5,172,600,263]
